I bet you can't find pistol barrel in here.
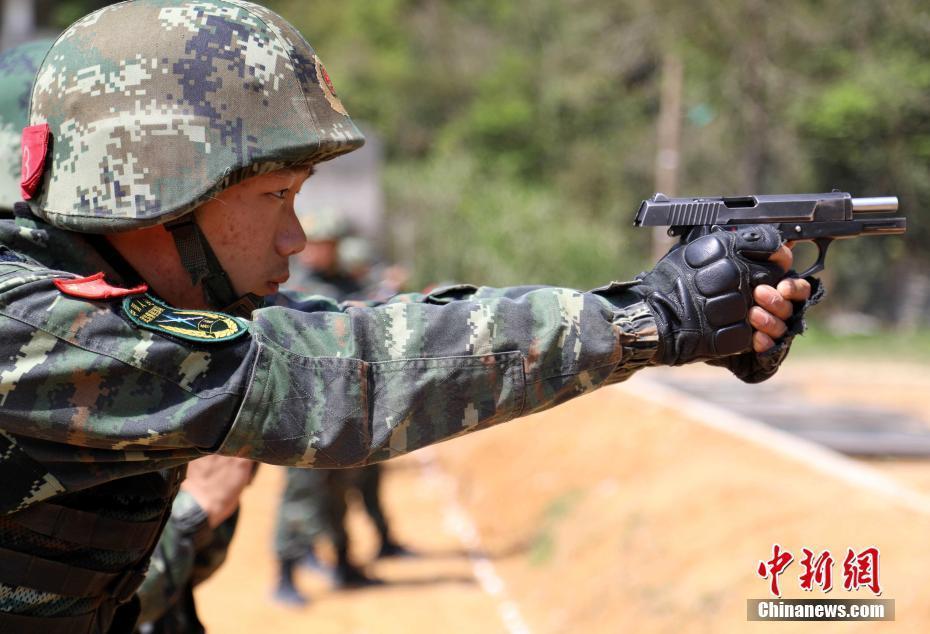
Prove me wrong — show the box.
[852,196,898,213]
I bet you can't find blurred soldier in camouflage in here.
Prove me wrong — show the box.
[0,39,50,213]
[134,455,254,633]
[0,1,815,632]
[338,234,411,303]
[285,208,361,299]
[0,37,252,634]
[274,215,411,605]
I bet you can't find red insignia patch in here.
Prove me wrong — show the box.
[21,123,50,200]
[319,63,337,97]
[54,272,148,300]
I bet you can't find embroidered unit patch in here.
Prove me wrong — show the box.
[123,294,248,343]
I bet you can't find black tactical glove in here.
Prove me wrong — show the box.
[631,225,786,366]
[707,274,824,383]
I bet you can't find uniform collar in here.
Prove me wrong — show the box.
[0,208,134,285]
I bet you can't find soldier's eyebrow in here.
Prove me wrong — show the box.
[276,165,315,182]
[263,168,311,188]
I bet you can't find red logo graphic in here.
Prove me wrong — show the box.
[843,547,881,596]
[799,548,834,592]
[757,544,794,598]
[757,545,882,597]
[318,62,337,97]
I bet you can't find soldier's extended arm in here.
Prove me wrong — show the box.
[0,222,802,505]
[0,258,654,494]
[219,281,657,465]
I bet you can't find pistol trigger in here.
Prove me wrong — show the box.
[798,237,832,277]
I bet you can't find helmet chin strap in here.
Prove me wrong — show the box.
[165,215,264,319]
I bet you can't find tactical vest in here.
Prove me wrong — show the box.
[0,254,184,634]
[0,460,184,634]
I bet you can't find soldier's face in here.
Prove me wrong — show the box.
[196,168,311,297]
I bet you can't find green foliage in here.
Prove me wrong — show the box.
[528,490,584,566]
[385,153,645,288]
[266,0,928,317]
[48,0,930,319]
[37,0,112,29]
[792,324,930,363]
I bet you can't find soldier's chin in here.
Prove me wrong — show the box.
[264,282,281,295]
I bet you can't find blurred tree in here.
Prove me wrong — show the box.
[35,0,113,29]
[16,0,928,320]
[270,0,927,321]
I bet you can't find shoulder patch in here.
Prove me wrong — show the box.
[54,272,148,300]
[123,294,249,343]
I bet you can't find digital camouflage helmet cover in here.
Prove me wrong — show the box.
[25,0,364,233]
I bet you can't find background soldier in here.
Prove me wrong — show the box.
[0,2,811,632]
[0,38,48,213]
[285,208,361,299]
[134,456,254,634]
[274,212,412,606]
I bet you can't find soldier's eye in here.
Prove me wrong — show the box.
[268,189,288,200]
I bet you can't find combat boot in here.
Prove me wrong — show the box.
[273,559,310,606]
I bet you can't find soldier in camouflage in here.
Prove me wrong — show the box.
[285,208,362,299]
[0,39,52,213]
[274,215,411,605]
[0,1,815,632]
[0,37,251,634]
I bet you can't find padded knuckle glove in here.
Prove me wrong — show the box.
[709,275,825,383]
[633,225,785,365]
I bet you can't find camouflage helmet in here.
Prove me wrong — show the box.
[298,207,351,241]
[339,236,373,269]
[26,0,364,233]
[0,39,52,211]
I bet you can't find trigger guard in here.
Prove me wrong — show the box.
[798,238,832,277]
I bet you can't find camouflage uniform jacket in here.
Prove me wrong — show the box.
[0,211,658,621]
[0,211,657,498]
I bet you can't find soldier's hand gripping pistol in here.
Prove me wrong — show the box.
[633,191,906,382]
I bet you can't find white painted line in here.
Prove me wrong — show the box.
[615,377,930,516]
[417,450,533,634]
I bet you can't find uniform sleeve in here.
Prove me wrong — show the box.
[0,263,656,474]
[219,281,657,466]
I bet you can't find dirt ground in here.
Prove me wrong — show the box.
[196,358,930,633]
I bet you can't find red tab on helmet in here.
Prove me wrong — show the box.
[54,273,148,300]
[21,123,50,201]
